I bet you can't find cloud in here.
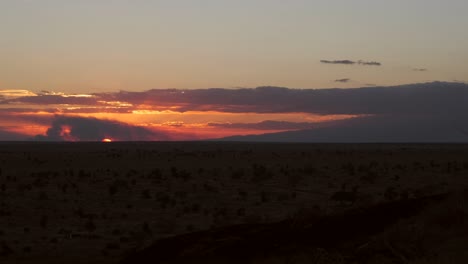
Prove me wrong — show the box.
[34,116,171,141]
[113,82,468,115]
[3,82,468,117]
[320,60,382,66]
[7,94,99,105]
[413,68,428,72]
[358,60,381,66]
[0,90,37,100]
[320,60,355,65]
[334,78,351,83]
[3,82,468,141]
[207,120,316,130]
[219,114,468,143]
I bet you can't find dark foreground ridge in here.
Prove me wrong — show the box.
[121,191,466,264]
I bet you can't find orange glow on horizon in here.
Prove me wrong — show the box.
[2,106,365,141]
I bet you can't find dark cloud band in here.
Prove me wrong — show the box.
[34,116,171,141]
[334,78,351,83]
[3,82,468,116]
[320,60,382,66]
[320,60,355,65]
[358,60,381,66]
[207,120,316,130]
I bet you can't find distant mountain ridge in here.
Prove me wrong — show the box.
[215,82,468,142]
[216,117,468,143]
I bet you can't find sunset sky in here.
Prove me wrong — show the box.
[1,1,468,141]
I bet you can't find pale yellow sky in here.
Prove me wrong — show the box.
[1,0,467,93]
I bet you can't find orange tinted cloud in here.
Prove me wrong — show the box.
[4,82,466,141]
[5,83,467,116]
[33,115,172,141]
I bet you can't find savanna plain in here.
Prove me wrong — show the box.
[1,143,468,264]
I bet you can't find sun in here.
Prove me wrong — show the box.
[102,138,112,142]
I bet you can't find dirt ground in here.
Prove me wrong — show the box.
[1,142,468,263]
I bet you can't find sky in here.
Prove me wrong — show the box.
[1,1,468,141]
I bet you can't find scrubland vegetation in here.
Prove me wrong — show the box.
[0,143,467,263]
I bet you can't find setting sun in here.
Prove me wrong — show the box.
[102,138,112,142]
